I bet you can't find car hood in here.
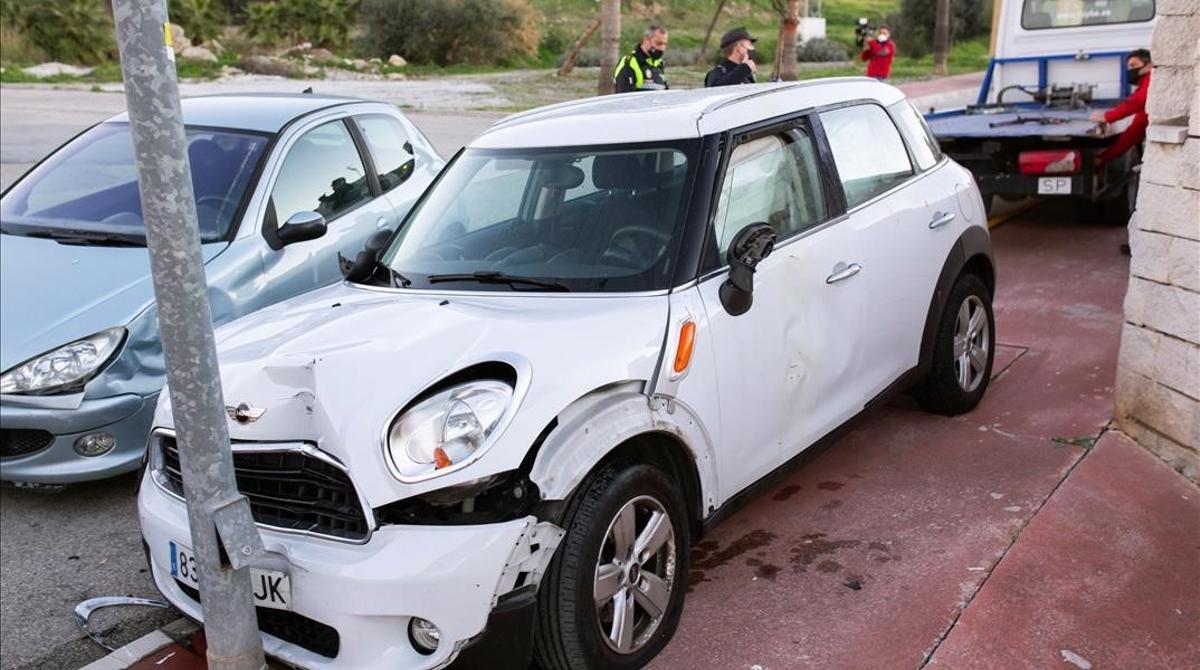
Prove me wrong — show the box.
[0,233,227,372]
[158,282,670,506]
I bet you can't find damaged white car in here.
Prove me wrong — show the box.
[138,79,995,669]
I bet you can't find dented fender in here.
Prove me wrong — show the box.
[529,388,718,511]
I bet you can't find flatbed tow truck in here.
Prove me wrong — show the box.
[925,0,1157,223]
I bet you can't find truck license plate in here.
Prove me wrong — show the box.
[1038,177,1072,195]
[169,540,291,610]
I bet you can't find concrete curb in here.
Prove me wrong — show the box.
[79,619,198,670]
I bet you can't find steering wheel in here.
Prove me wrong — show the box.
[429,243,466,261]
[605,226,671,267]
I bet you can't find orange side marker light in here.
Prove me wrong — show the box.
[674,321,696,374]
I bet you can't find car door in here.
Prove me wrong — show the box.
[817,102,938,398]
[262,116,395,289]
[692,119,868,499]
[351,113,437,230]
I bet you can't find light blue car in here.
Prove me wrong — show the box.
[0,93,443,486]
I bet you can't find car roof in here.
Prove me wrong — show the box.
[473,78,907,149]
[105,93,372,133]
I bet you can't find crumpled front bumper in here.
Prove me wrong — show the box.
[0,392,155,484]
[138,471,560,669]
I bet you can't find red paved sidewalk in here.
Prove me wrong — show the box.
[928,430,1200,669]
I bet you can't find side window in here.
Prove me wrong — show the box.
[820,104,913,208]
[271,120,372,223]
[711,131,827,257]
[889,100,941,171]
[354,114,415,192]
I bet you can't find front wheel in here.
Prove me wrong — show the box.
[533,462,689,670]
[916,273,996,415]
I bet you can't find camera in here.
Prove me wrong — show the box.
[855,17,874,48]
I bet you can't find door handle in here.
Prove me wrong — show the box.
[376,217,389,228]
[826,262,862,284]
[929,211,956,229]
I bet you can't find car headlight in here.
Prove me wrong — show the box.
[0,327,126,395]
[386,380,513,479]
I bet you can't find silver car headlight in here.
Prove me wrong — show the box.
[0,327,125,395]
[386,380,513,479]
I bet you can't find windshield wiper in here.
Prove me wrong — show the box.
[427,271,570,292]
[22,230,146,247]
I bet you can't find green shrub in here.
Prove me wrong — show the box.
[169,0,225,44]
[3,0,114,65]
[359,0,540,66]
[892,0,991,59]
[797,38,849,63]
[245,0,357,49]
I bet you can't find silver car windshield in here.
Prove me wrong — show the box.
[1,123,268,245]
[384,144,693,292]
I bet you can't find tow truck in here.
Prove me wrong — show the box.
[925,0,1157,223]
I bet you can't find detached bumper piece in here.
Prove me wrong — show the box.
[447,586,538,670]
[157,434,369,541]
[177,581,341,659]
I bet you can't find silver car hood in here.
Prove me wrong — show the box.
[156,282,670,506]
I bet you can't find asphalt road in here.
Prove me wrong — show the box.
[0,87,500,670]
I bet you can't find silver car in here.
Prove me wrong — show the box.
[0,93,443,486]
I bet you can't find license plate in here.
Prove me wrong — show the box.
[1037,176,1072,195]
[169,540,292,611]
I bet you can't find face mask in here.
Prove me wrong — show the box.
[1127,67,1144,85]
[877,34,889,42]
[648,48,664,60]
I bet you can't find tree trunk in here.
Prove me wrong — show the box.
[598,0,621,95]
[933,0,951,76]
[779,0,801,81]
[696,0,729,65]
[558,15,601,77]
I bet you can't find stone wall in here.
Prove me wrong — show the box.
[1113,0,1200,480]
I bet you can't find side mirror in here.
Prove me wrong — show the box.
[719,222,776,316]
[277,211,327,246]
[340,227,394,282]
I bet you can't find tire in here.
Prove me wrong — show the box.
[1101,172,1138,226]
[915,272,996,416]
[533,461,690,670]
[982,193,994,218]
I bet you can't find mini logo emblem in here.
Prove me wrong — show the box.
[226,403,266,424]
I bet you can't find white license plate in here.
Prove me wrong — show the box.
[169,540,292,611]
[1037,176,1073,195]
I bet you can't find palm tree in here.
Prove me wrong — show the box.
[598,0,621,95]
[933,0,951,75]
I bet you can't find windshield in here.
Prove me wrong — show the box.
[1022,0,1154,29]
[1,123,268,245]
[383,142,696,292]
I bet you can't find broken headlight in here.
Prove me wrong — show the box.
[385,380,513,480]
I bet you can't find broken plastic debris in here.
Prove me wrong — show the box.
[1060,649,1092,669]
[75,596,169,651]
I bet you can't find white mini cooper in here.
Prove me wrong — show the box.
[139,79,994,670]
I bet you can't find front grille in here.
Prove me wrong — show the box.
[1,429,54,458]
[176,581,340,658]
[157,435,369,540]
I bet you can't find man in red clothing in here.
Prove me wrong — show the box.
[1090,49,1152,163]
[861,25,895,81]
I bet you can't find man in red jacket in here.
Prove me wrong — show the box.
[1090,49,1152,163]
[861,25,895,81]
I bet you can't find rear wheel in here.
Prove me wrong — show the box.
[916,273,995,415]
[533,462,689,670]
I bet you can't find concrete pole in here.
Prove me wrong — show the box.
[110,2,266,668]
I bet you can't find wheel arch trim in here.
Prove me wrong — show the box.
[918,225,995,376]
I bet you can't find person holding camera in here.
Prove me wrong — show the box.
[705,28,758,87]
[861,25,895,81]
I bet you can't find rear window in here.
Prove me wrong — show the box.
[1022,0,1155,29]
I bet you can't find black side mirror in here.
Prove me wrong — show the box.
[277,211,327,246]
[719,222,776,316]
[340,227,394,282]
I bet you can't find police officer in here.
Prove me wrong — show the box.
[705,28,758,87]
[614,25,669,93]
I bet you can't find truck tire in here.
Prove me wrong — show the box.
[916,272,995,416]
[533,461,689,670]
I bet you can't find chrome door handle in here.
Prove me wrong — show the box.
[929,211,956,229]
[826,262,863,284]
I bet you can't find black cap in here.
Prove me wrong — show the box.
[719,27,757,50]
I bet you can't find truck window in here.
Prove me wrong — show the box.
[1022,0,1155,29]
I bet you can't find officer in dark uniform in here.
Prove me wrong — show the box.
[614,25,669,93]
[705,27,758,87]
